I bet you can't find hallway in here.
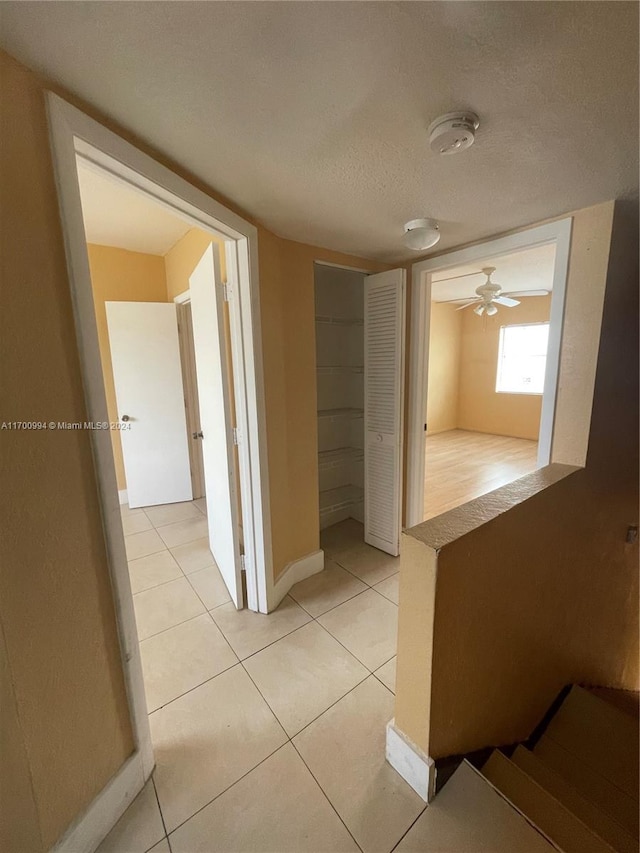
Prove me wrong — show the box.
[99,511,418,852]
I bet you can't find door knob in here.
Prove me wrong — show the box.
[193,431,204,439]
[121,415,130,422]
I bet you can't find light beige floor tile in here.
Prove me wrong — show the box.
[375,656,396,694]
[374,573,399,605]
[140,614,237,712]
[170,743,359,853]
[318,589,398,671]
[294,677,424,853]
[170,537,215,574]
[96,780,164,853]
[333,542,400,586]
[121,504,146,520]
[157,516,208,548]
[188,565,231,610]
[125,529,166,561]
[194,497,207,515]
[320,518,365,557]
[151,665,287,832]
[148,841,170,853]
[395,761,554,852]
[211,595,311,660]
[133,577,205,640]
[128,550,183,595]
[143,501,202,528]
[243,621,368,736]
[122,511,153,536]
[289,558,368,617]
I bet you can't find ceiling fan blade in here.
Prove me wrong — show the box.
[503,290,550,298]
[494,296,520,307]
[437,297,478,304]
[456,299,482,310]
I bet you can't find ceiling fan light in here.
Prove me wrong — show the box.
[403,218,441,251]
[486,303,498,316]
[474,304,485,316]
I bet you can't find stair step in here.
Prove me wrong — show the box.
[395,760,556,852]
[482,751,616,853]
[543,686,639,800]
[511,746,637,853]
[533,735,638,839]
[588,687,640,721]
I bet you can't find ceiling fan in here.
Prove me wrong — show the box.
[439,267,549,316]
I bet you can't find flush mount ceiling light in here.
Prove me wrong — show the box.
[428,111,480,155]
[403,218,441,251]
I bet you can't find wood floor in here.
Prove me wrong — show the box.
[424,429,538,521]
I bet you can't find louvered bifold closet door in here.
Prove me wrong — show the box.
[364,269,406,556]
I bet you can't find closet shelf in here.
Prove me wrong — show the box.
[315,315,364,327]
[319,485,364,514]
[318,447,364,469]
[317,407,364,420]
[316,365,364,375]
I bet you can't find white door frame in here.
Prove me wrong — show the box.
[405,218,572,529]
[46,94,273,851]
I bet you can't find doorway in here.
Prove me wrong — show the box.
[48,94,272,795]
[405,219,572,528]
[314,262,406,559]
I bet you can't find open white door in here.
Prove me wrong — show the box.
[364,269,406,556]
[189,244,243,608]
[106,301,192,508]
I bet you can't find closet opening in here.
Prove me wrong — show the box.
[315,264,366,535]
[314,262,406,564]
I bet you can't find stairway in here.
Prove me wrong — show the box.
[421,685,639,852]
[478,685,639,853]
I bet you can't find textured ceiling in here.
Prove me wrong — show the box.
[1,2,637,261]
[77,162,191,255]
[431,243,555,302]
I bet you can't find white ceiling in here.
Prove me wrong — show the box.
[77,162,191,255]
[431,243,555,302]
[1,3,637,262]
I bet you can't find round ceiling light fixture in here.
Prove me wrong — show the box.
[403,218,441,251]
[428,111,480,155]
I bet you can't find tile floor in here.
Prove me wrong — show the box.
[98,506,423,853]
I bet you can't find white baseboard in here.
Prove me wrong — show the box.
[52,751,148,853]
[386,719,436,802]
[118,489,128,506]
[270,549,324,610]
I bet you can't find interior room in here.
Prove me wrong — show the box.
[423,244,554,520]
[77,161,241,715]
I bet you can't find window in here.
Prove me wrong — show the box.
[496,322,549,394]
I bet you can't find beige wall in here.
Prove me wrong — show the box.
[426,302,461,434]
[87,244,168,490]
[457,295,551,440]
[164,227,226,299]
[395,199,639,761]
[1,52,134,851]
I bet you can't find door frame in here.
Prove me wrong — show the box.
[46,94,273,847]
[405,218,572,529]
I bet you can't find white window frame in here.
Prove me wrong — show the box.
[46,93,274,851]
[495,321,551,395]
[405,218,572,529]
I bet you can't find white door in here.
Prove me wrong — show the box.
[189,244,243,608]
[364,269,406,556]
[106,301,192,508]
